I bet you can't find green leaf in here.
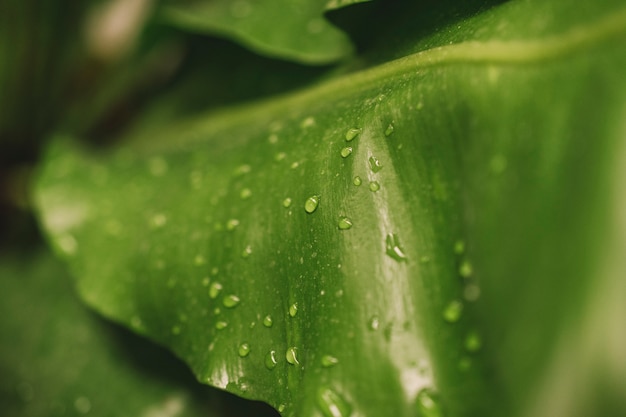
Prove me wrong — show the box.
[34,0,626,416]
[158,0,356,64]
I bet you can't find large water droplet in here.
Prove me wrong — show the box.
[369,181,380,192]
[369,156,383,172]
[385,233,407,261]
[286,347,300,365]
[464,330,482,352]
[265,350,278,370]
[321,355,339,368]
[316,387,351,417]
[238,343,251,357]
[353,176,362,186]
[289,303,298,317]
[263,315,274,328]
[442,300,463,323]
[223,295,241,308]
[345,128,361,142]
[338,217,353,230]
[209,282,223,299]
[416,388,444,417]
[340,147,353,158]
[305,195,320,213]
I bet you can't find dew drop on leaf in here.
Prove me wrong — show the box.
[345,128,361,142]
[368,156,383,172]
[415,388,444,417]
[286,347,300,365]
[265,350,278,370]
[223,295,241,308]
[384,123,394,137]
[238,343,251,357]
[369,181,380,192]
[385,233,407,261]
[263,315,273,327]
[321,355,339,368]
[289,303,298,317]
[226,219,240,231]
[442,300,463,323]
[209,282,223,299]
[453,239,465,255]
[241,245,252,258]
[338,217,353,230]
[304,195,320,213]
[368,316,380,331]
[215,321,228,330]
[340,147,353,158]
[239,188,252,199]
[353,176,362,186]
[464,330,482,352]
[316,387,351,417]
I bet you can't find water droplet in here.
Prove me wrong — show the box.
[301,117,315,128]
[240,188,252,199]
[338,217,353,230]
[263,315,274,328]
[453,240,465,254]
[340,147,353,158]
[235,164,252,176]
[265,350,278,369]
[304,195,320,213]
[415,388,443,417]
[353,176,362,186]
[215,321,228,330]
[286,347,300,365]
[316,387,351,417]
[368,156,383,172]
[384,123,394,136]
[345,128,361,142]
[238,343,251,357]
[150,213,167,229]
[368,316,380,330]
[74,396,92,414]
[275,152,286,162]
[278,404,286,413]
[172,325,181,335]
[223,295,241,308]
[289,303,298,317]
[194,255,206,266]
[283,197,292,208]
[464,330,482,352]
[241,245,252,258]
[226,219,240,231]
[442,300,463,323]
[385,233,407,261]
[321,355,339,368]
[268,134,278,144]
[458,260,473,278]
[209,282,223,299]
[420,255,431,263]
[369,181,380,192]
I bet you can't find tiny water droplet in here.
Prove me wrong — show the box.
[265,350,278,369]
[209,282,223,299]
[278,404,286,413]
[369,181,380,192]
[340,147,353,158]
[420,255,431,263]
[263,315,274,327]
[464,330,482,352]
[416,388,443,417]
[316,387,351,417]
[368,316,380,330]
[338,217,353,230]
[353,176,362,186]
[240,188,252,199]
[194,255,206,266]
[235,164,252,176]
[369,156,383,172]
[385,233,407,261]
[301,117,315,128]
[384,123,394,136]
[286,347,299,365]
[238,343,251,357]
[283,197,292,208]
[172,325,181,335]
[443,300,463,323]
[275,152,287,162]
[223,295,241,308]
[321,355,339,368]
[241,245,252,258]
[150,213,167,229]
[215,321,228,330]
[304,195,320,213]
[453,240,465,254]
[226,219,240,231]
[289,303,298,317]
[459,260,473,278]
[345,128,361,142]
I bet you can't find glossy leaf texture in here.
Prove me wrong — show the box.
[0,248,278,417]
[35,0,626,416]
[158,0,359,64]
